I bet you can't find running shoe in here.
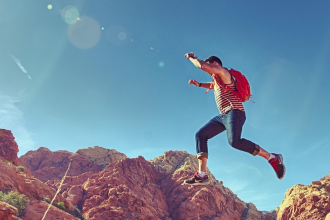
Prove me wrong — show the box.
[268,153,285,180]
[183,169,210,185]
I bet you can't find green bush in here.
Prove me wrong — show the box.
[4,160,13,166]
[16,166,25,172]
[42,197,51,203]
[43,197,87,220]
[57,201,66,210]
[0,191,29,216]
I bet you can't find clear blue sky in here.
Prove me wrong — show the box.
[1,0,329,211]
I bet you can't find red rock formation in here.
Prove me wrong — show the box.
[21,200,80,220]
[44,150,272,220]
[0,201,21,220]
[0,130,72,209]
[20,148,99,182]
[18,147,51,171]
[0,156,73,211]
[0,129,25,167]
[76,146,127,169]
[0,129,80,219]
[20,146,127,182]
[82,156,170,220]
[9,127,330,220]
[152,151,262,220]
[277,174,330,220]
[46,172,93,207]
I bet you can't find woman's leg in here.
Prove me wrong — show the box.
[224,110,259,155]
[195,116,226,172]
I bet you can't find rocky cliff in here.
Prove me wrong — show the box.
[0,129,78,220]
[0,201,21,220]
[277,173,330,220]
[1,128,330,219]
[20,146,127,182]
[0,129,25,168]
[27,148,274,220]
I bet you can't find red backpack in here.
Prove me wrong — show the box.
[212,69,252,102]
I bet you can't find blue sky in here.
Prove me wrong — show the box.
[1,0,329,211]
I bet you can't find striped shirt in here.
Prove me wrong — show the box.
[213,80,245,114]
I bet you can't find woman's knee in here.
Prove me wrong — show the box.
[195,130,203,141]
[196,129,211,143]
[228,138,242,149]
[229,138,257,155]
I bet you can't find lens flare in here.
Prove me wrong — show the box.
[47,3,61,15]
[61,5,79,24]
[68,16,101,49]
[106,25,128,45]
[118,32,126,41]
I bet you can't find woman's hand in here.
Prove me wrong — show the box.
[185,52,198,60]
[188,79,200,87]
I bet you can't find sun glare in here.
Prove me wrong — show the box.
[61,5,80,24]
[68,16,101,49]
[105,25,128,45]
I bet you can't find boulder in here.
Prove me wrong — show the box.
[277,175,330,220]
[21,200,80,220]
[0,201,21,220]
[76,146,127,169]
[0,129,26,168]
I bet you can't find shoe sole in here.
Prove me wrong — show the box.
[183,180,210,186]
[278,154,286,180]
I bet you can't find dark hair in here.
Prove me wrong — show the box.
[205,56,222,66]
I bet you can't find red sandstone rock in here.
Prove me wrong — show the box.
[48,150,271,220]
[20,148,99,182]
[76,146,127,169]
[20,146,127,182]
[277,175,330,220]
[15,131,330,220]
[0,129,82,219]
[18,147,51,171]
[46,172,93,207]
[0,129,82,220]
[0,129,26,169]
[0,156,73,212]
[0,201,21,220]
[21,200,80,220]
[30,149,277,220]
[82,156,170,220]
[152,151,249,220]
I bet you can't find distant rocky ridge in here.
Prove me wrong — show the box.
[0,128,329,219]
[21,147,273,220]
[20,146,127,182]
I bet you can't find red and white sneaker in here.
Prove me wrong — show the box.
[183,169,210,185]
[268,153,285,180]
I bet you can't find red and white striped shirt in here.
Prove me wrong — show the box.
[213,81,245,114]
